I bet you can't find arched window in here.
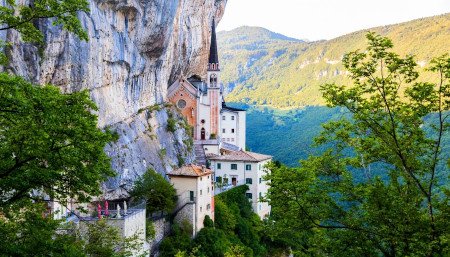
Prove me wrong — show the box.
[210,74,217,86]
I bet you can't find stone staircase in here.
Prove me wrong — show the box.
[194,143,207,165]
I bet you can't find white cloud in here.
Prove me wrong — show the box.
[217,0,450,40]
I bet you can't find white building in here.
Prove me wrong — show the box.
[168,164,214,235]
[221,105,246,150]
[208,151,272,219]
[168,19,272,220]
[168,20,247,158]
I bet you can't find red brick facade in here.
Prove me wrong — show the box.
[168,81,197,138]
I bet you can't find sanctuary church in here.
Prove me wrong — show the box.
[168,20,272,219]
[168,20,246,152]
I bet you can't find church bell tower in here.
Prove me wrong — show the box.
[207,19,221,138]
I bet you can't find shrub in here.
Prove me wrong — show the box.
[167,117,177,132]
[203,215,214,228]
[131,169,177,214]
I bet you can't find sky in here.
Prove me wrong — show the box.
[217,0,450,41]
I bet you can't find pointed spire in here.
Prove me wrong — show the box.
[208,18,219,71]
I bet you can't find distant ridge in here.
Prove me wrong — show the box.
[218,26,304,43]
[219,13,450,108]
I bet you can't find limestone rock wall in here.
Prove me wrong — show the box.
[3,0,227,197]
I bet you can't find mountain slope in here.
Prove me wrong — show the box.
[219,13,450,108]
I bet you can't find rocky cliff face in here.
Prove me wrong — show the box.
[3,0,226,198]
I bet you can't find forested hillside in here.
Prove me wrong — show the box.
[229,103,450,169]
[219,13,450,108]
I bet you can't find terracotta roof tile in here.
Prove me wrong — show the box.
[207,150,272,162]
[168,164,212,177]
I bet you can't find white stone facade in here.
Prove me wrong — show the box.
[220,108,246,150]
[209,153,271,219]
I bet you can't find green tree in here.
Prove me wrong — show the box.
[214,199,236,232]
[0,203,85,256]
[225,245,247,257]
[0,74,115,255]
[0,74,114,207]
[0,203,143,257]
[159,222,194,257]
[0,0,114,255]
[203,215,214,228]
[193,227,232,257]
[131,168,177,215]
[266,33,450,256]
[0,0,88,44]
[0,0,89,64]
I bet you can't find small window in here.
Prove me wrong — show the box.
[200,177,202,181]
[231,138,235,142]
[259,192,262,199]
[189,191,194,202]
[246,178,252,184]
[231,129,235,133]
[222,116,226,120]
[216,176,222,183]
[231,164,238,170]
[259,164,262,170]
[245,164,251,171]
[200,190,202,196]
[207,204,211,210]
[222,129,226,133]
[217,163,221,169]
[259,178,262,184]
[207,187,210,193]
[231,116,235,120]
[246,193,252,199]
[200,206,202,212]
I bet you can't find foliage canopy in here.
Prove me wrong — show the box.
[131,168,177,214]
[0,0,89,43]
[0,73,114,207]
[266,33,450,256]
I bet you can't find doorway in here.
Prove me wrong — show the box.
[201,128,206,140]
[232,177,237,186]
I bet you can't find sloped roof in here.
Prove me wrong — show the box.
[222,102,246,112]
[168,164,212,177]
[167,79,199,99]
[208,150,272,162]
[221,142,241,152]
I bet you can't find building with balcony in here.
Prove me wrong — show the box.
[208,150,272,219]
